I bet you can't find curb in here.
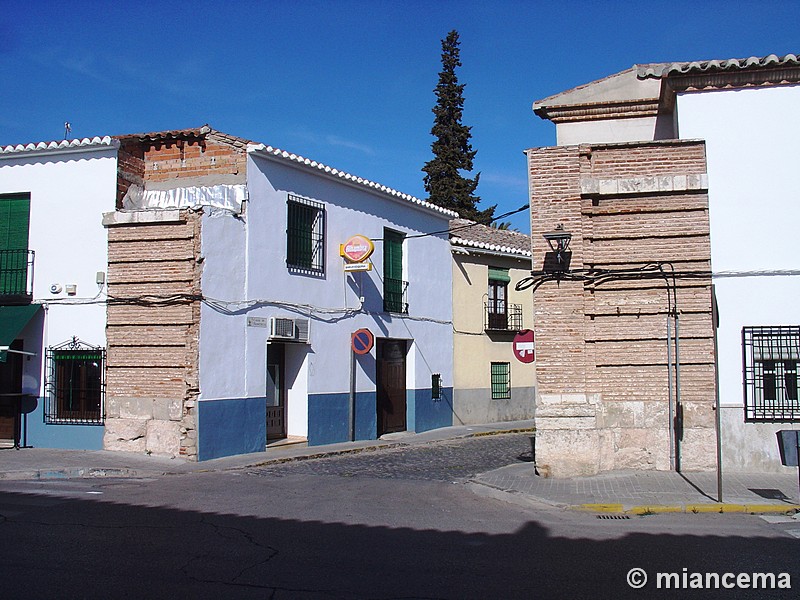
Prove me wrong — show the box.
[576,502,800,515]
[0,467,151,481]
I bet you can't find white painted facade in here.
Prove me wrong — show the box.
[196,149,454,445]
[0,140,117,448]
[677,85,800,471]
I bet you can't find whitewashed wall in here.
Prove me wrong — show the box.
[677,85,800,471]
[198,153,454,439]
[0,144,117,383]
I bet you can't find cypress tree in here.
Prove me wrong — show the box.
[423,30,495,222]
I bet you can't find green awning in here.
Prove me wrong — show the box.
[0,304,42,362]
[488,266,511,284]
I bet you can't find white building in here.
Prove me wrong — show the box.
[0,137,117,449]
[532,53,800,473]
[102,127,456,460]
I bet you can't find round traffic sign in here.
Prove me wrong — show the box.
[513,329,535,364]
[352,328,374,355]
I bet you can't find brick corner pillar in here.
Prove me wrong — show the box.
[102,208,202,460]
[527,141,717,477]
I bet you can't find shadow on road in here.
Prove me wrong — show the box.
[0,487,796,599]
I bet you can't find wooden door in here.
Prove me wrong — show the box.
[266,343,287,441]
[377,339,407,435]
[0,339,23,447]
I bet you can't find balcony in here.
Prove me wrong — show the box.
[484,302,523,332]
[384,278,409,314]
[0,250,34,304]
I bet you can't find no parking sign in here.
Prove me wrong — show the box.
[352,328,374,355]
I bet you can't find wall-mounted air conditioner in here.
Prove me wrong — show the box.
[269,317,310,343]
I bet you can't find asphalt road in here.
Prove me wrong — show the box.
[1,433,797,599]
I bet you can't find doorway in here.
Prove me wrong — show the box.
[0,339,23,448]
[377,338,407,436]
[266,343,287,441]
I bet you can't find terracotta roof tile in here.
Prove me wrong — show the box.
[450,218,531,257]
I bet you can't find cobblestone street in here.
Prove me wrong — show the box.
[248,433,534,482]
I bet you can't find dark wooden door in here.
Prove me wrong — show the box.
[266,343,286,441]
[0,339,23,447]
[377,339,407,435]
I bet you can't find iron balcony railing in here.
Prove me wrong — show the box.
[484,302,523,332]
[0,249,35,303]
[384,278,409,314]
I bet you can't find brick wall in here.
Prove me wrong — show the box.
[103,210,202,459]
[116,130,248,208]
[528,139,716,476]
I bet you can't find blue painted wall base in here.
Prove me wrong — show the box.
[22,397,104,450]
[198,397,267,461]
[308,388,453,446]
[308,392,377,446]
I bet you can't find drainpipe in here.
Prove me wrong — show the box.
[674,311,682,472]
[667,314,675,471]
[712,285,723,502]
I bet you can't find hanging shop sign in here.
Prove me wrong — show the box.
[340,234,375,263]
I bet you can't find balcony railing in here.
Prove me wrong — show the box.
[384,278,409,314]
[0,249,34,303]
[484,302,523,332]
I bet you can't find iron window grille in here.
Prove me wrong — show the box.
[384,278,409,314]
[0,249,35,301]
[44,337,105,425]
[432,373,442,400]
[742,326,800,421]
[286,195,325,273]
[491,362,511,400]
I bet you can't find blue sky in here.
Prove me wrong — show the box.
[1,0,798,231]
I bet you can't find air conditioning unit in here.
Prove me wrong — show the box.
[269,317,310,343]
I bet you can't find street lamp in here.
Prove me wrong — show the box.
[542,224,572,270]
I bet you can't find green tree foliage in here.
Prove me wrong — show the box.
[423,30,495,222]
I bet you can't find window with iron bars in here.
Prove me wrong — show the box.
[742,326,800,421]
[44,338,105,425]
[491,362,511,400]
[286,195,325,273]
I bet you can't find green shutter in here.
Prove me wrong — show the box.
[383,229,406,313]
[0,195,30,296]
[384,230,403,280]
[488,266,510,284]
[0,195,30,251]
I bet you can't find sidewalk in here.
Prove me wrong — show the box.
[472,463,800,515]
[0,420,535,481]
[2,420,798,516]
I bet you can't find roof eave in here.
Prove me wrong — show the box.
[248,144,458,219]
[0,136,119,159]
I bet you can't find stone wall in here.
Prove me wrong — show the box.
[528,140,717,476]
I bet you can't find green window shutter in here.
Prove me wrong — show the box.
[383,229,406,313]
[0,195,31,251]
[488,266,510,284]
[0,195,31,296]
[491,362,511,400]
[384,230,403,280]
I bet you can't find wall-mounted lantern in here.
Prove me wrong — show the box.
[542,224,572,271]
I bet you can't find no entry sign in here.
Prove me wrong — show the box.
[352,328,374,355]
[513,330,535,364]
